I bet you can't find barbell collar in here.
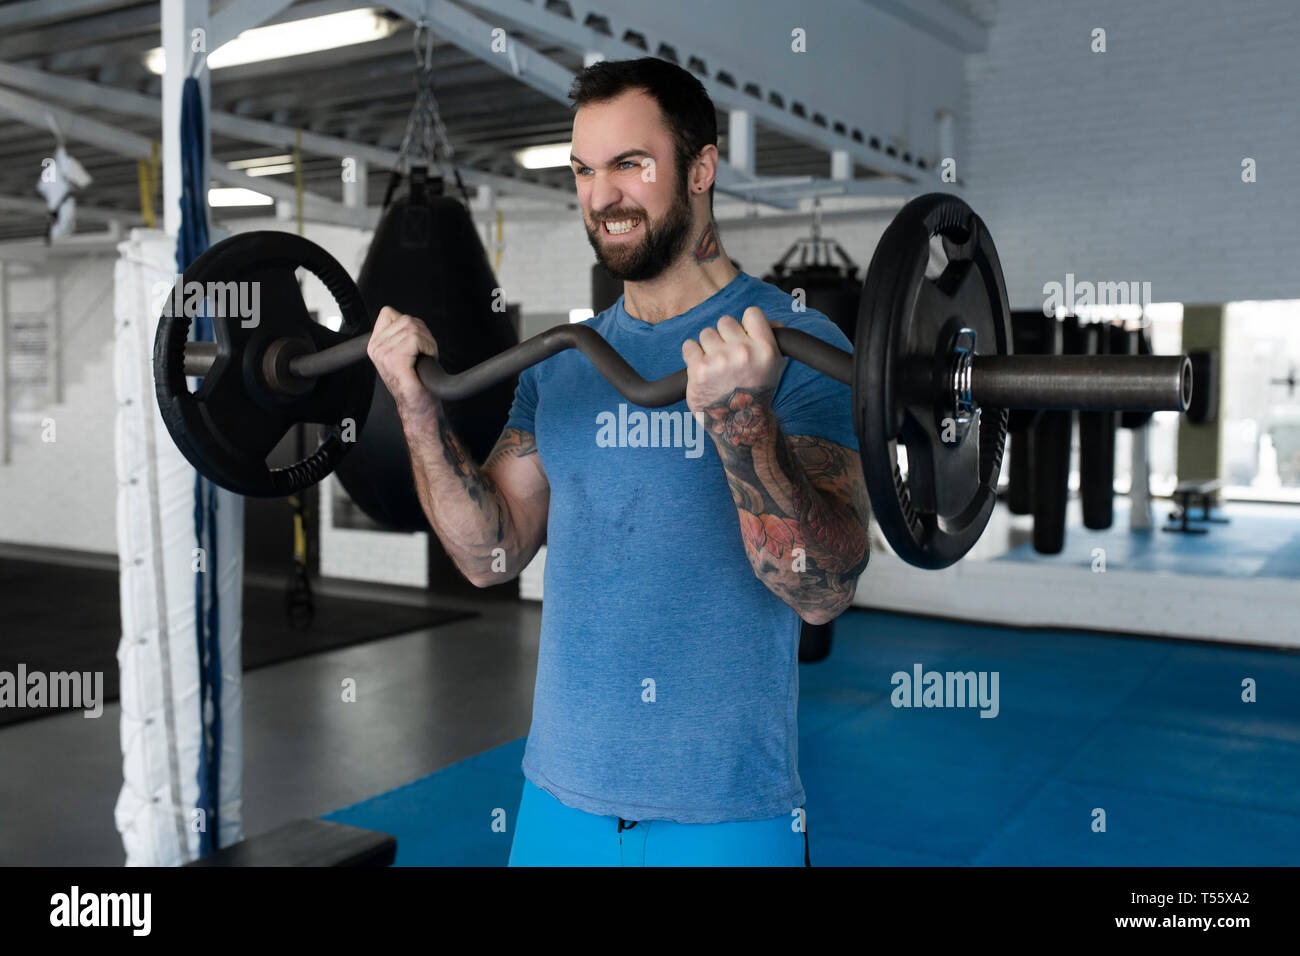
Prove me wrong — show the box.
[182,341,219,376]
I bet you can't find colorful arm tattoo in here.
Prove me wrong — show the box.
[701,388,871,621]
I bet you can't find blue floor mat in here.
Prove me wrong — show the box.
[325,609,1300,865]
[998,502,1300,580]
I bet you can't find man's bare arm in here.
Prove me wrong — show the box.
[403,409,549,587]
[366,306,548,587]
[702,387,870,624]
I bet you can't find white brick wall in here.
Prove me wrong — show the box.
[317,474,427,587]
[961,0,1298,308]
[492,203,898,318]
[0,339,117,552]
[0,252,118,553]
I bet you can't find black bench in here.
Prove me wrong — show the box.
[185,818,397,867]
[1164,479,1229,534]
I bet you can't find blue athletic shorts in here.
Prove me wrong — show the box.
[507,779,811,866]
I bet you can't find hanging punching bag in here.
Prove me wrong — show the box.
[763,260,861,344]
[335,169,519,531]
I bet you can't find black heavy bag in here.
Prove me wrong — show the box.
[1006,311,1056,516]
[1186,350,1219,425]
[335,172,520,531]
[1031,410,1073,554]
[1007,432,1033,515]
[763,263,861,344]
[798,621,833,663]
[1118,326,1154,429]
[1008,311,1056,434]
[1078,322,1118,530]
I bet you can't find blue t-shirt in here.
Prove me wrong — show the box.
[505,271,858,824]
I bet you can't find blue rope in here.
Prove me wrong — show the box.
[176,75,221,857]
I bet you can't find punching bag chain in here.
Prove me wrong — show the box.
[394,21,471,207]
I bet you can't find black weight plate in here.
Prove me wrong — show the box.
[854,194,1012,570]
[154,232,374,496]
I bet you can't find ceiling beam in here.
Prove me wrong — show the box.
[0,83,153,158]
[0,5,156,61]
[0,60,574,207]
[385,0,577,104]
[859,0,988,53]
[208,0,297,52]
[0,191,141,225]
[0,0,132,33]
[458,0,949,187]
[0,84,359,224]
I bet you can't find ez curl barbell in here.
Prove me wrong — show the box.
[155,193,1190,569]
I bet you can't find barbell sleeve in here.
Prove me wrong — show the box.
[969,354,1192,413]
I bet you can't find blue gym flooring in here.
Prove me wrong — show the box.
[998,501,1300,580]
[325,608,1300,865]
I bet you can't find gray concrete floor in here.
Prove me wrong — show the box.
[0,574,540,866]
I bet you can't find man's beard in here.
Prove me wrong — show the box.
[585,182,694,283]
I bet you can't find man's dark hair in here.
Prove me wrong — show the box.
[568,57,718,210]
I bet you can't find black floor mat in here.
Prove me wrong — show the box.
[0,557,475,728]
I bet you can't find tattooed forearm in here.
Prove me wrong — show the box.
[703,388,871,623]
[404,401,539,584]
[434,401,504,540]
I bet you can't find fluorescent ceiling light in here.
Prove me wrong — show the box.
[226,154,292,170]
[208,187,273,207]
[145,8,398,74]
[516,144,573,169]
[225,155,296,177]
[243,163,297,177]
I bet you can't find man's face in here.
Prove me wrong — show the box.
[571,89,695,282]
